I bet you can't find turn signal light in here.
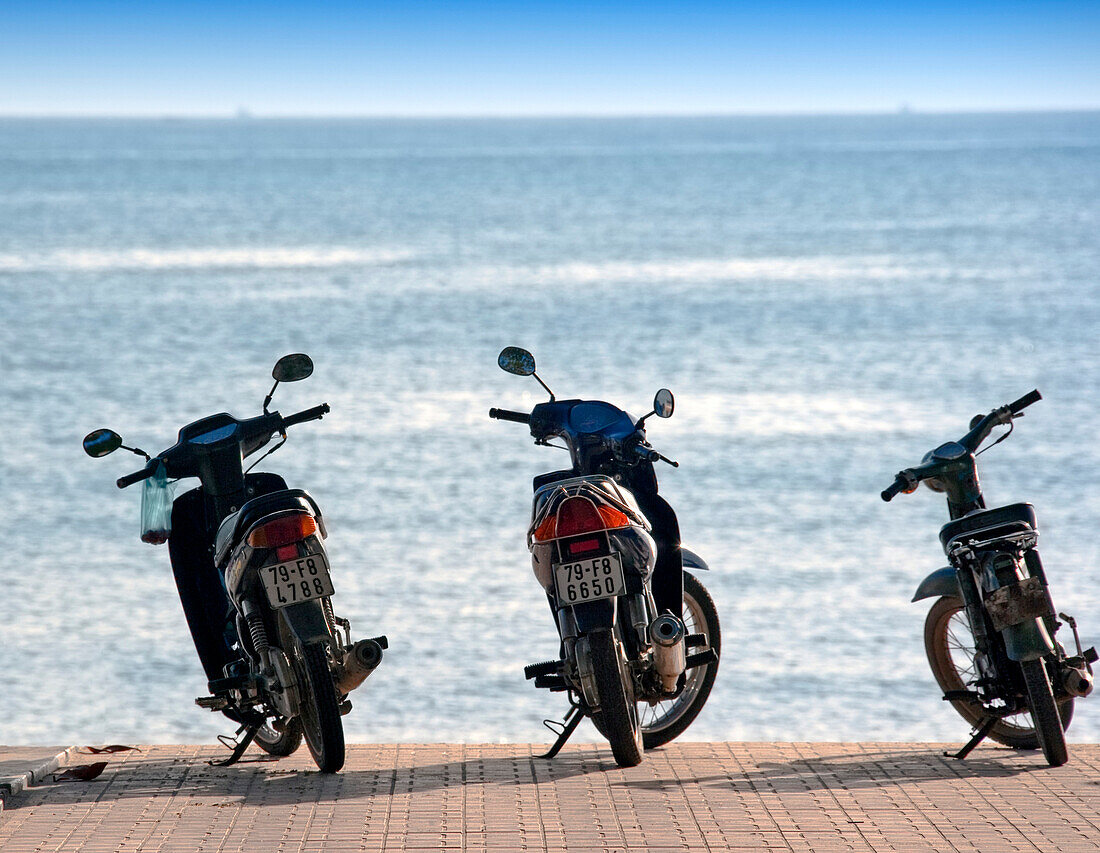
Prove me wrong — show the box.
[532,498,632,541]
[248,514,318,548]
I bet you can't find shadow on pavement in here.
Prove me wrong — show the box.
[17,750,615,807]
[613,745,1039,793]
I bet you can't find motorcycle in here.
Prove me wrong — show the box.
[882,389,1095,766]
[83,354,386,773]
[490,347,720,767]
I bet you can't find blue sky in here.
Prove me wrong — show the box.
[2,1,1098,116]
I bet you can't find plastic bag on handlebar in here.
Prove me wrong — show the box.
[139,461,174,545]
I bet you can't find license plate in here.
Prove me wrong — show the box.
[260,552,335,609]
[554,553,625,604]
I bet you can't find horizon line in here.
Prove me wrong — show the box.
[2,106,1099,121]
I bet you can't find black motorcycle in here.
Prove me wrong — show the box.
[490,347,720,767]
[83,354,386,773]
[882,389,1095,766]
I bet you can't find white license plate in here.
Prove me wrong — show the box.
[260,552,335,609]
[554,553,625,604]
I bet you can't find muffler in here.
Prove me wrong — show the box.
[1062,664,1094,698]
[650,614,686,692]
[335,638,384,694]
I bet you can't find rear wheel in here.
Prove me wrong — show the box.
[641,572,721,749]
[589,629,643,767]
[292,640,345,773]
[924,595,1073,749]
[1021,658,1069,766]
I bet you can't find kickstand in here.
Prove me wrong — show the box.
[539,703,586,759]
[946,716,998,760]
[209,722,261,767]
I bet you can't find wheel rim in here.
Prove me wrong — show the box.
[639,586,710,735]
[940,606,1037,735]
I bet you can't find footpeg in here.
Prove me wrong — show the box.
[685,650,718,669]
[685,632,708,648]
[525,660,563,680]
[533,674,568,691]
[195,695,229,711]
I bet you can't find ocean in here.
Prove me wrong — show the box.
[2,113,1099,746]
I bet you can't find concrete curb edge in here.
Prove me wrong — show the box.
[0,746,79,810]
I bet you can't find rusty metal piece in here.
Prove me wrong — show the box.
[985,576,1052,631]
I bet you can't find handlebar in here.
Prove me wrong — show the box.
[881,476,908,502]
[117,460,158,489]
[282,403,330,429]
[1009,388,1042,415]
[488,408,531,424]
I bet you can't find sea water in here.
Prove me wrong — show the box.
[2,114,1099,745]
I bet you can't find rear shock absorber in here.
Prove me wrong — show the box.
[242,601,270,654]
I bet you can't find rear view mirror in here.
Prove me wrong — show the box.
[273,353,314,383]
[654,389,674,418]
[83,428,123,458]
[498,347,536,377]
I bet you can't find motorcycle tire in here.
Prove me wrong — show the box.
[1021,658,1069,766]
[292,639,346,773]
[254,717,303,757]
[589,628,644,768]
[641,572,721,749]
[924,595,1073,749]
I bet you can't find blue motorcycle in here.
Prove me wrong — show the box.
[491,347,720,767]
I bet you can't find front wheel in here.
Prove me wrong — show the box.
[1021,658,1069,766]
[924,595,1073,749]
[292,640,345,773]
[589,629,643,767]
[641,572,721,749]
[253,717,303,757]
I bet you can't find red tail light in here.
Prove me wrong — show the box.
[532,497,633,542]
[248,514,318,548]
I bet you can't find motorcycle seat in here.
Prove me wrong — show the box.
[214,488,326,567]
[938,502,1037,552]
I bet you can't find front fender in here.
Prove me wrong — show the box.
[681,547,709,571]
[912,567,960,603]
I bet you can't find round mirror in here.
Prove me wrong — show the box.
[654,389,675,418]
[83,428,123,458]
[498,346,536,376]
[272,353,314,383]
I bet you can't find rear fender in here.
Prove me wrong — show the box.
[912,567,960,603]
[571,598,617,634]
[278,600,334,647]
[1002,619,1055,662]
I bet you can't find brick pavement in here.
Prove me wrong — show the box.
[1,742,1098,851]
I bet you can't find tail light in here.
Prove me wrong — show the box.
[248,513,318,549]
[532,497,632,542]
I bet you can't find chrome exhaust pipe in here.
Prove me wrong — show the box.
[335,639,384,694]
[1063,665,1094,698]
[650,614,686,692]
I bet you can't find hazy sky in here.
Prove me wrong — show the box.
[2,1,1098,116]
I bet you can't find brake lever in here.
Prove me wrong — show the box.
[656,452,679,468]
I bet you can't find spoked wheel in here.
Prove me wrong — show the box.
[253,716,303,757]
[1021,658,1069,766]
[589,628,644,767]
[924,595,1073,749]
[291,639,346,773]
[641,572,721,749]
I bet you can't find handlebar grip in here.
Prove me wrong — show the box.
[117,463,156,489]
[881,478,905,502]
[1008,389,1042,414]
[488,408,531,424]
[282,403,330,429]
